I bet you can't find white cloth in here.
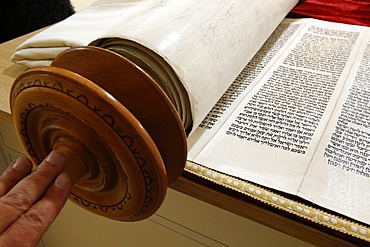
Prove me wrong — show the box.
[11,0,163,68]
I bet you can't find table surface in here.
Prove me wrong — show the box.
[0,30,368,247]
[0,32,31,121]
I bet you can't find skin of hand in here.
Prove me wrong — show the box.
[0,150,71,247]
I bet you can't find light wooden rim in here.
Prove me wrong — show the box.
[10,66,168,221]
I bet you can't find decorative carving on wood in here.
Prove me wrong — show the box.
[10,47,186,221]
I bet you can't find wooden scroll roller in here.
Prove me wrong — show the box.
[10,47,187,221]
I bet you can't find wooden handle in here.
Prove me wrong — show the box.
[10,47,187,221]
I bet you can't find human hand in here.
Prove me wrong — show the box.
[0,150,71,247]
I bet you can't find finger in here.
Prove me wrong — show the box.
[0,157,33,197]
[0,172,71,247]
[0,150,66,234]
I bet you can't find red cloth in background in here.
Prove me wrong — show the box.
[288,0,370,27]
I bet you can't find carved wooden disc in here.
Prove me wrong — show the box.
[10,66,171,221]
[52,47,187,184]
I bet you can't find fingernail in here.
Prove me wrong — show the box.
[55,173,70,188]
[45,150,65,165]
[12,158,31,171]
